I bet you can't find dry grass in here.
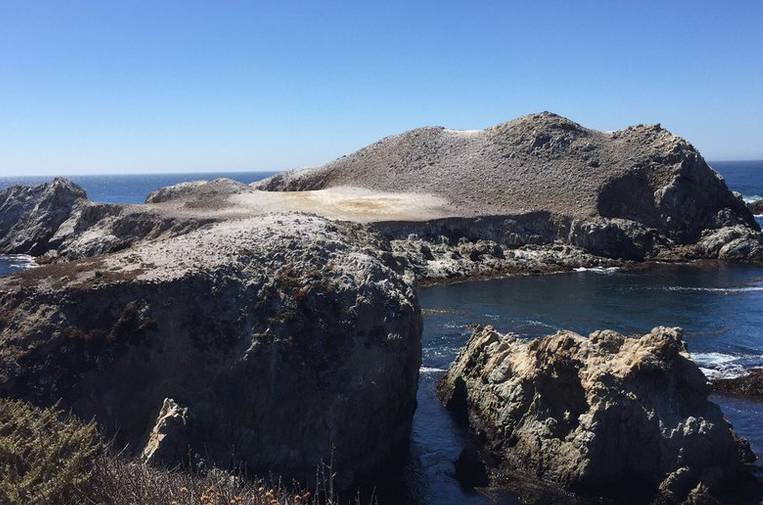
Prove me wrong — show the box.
[0,398,371,505]
[78,456,320,505]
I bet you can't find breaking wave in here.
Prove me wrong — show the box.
[660,286,763,294]
[574,266,620,274]
[691,352,762,380]
[419,366,448,374]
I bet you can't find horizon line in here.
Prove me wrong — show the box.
[2,159,763,179]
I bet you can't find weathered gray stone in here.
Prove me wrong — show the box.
[141,398,191,467]
[439,326,756,504]
[0,214,422,490]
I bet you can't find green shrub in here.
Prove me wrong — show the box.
[0,398,367,505]
[0,398,101,505]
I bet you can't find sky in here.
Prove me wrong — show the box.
[1,1,761,176]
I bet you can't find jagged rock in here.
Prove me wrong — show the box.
[0,180,214,261]
[438,326,756,504]
[694,225,763,261]
[0,214,422,489]
[747,199,763,216]
[0,178,86,255]
[712,369,763,399]
[141,398,191,467]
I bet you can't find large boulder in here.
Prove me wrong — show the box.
[438,326,756,504]
[0,213,421,489]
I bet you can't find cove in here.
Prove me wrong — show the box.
[403,263,763,504]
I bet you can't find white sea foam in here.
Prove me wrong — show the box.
[691,352,760,380]
[523,319,558,330]
[742,194,762,203]
[661,286,763,294]
[419,366,447,374]
[0,254,38,270]
[574,266,620,274]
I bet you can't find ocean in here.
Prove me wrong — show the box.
[0,171,278,205]
[1,161,762,504]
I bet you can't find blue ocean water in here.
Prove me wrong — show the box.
[712,160,763,204]
[0,171,278,204]
[1,163,762,504]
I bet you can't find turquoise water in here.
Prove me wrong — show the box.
[1,163,763,504]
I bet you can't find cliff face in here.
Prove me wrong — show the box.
[0,178,86,255]
[258,113,761,262]
[0,214,422,488]
[438,326,756,504]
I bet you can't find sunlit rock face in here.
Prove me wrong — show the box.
[439,325,756,504]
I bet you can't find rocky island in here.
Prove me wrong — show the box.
[1,113,761,504]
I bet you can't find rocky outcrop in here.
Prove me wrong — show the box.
[0,179,214,262]
[258,112,762,263]
[0,178,86,255]
[141,398,191,467]
[0,214,421,489]
[144,177,249,207]
[712,369,763,399]
[747,199,763,216]
[693,225,763,261]
[438,326,756,504]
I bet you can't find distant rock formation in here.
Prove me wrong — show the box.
[259,112,762,263]
[0,214,421,489]
[0,178,213,262]
[747,199,763,216]
[0,178,86,255]
[438,326,757,504]
[713,369,763,399]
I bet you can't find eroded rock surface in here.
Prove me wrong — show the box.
[259,112,762,263]
[439,326,756,504]
[712,369,763,399]
[0,179,213,262]
[0,178,86,255]
[0,214,421,489]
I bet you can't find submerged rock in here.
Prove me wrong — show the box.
[438,326,756,504]
[0,214,421,489]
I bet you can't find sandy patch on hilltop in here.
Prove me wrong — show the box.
[228,186,452,222]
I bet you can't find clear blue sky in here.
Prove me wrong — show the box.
[1,1,761,176]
